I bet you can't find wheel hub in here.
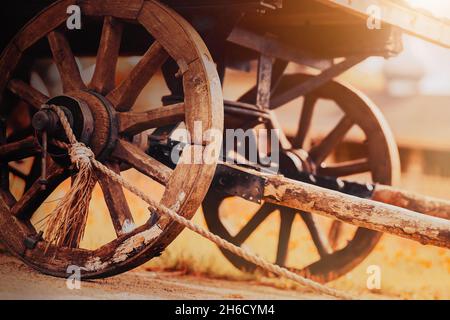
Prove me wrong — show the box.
[32,91,118,162]
[279,149,316,178]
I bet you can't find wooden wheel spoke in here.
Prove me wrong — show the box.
[112,139,172,185]
[6,128,34,143]
[117,102,185,136]
[89,16,123,94]
[47,30,86,92]
[292,95,317,149]
[299,211,332,257]
[7,79,48,110]
[107,41,169,111]
[328,220,344,250]
[98,162,135,237]
[0,136,40,162]
[309,116,354,165]
[275,208,296,266]
[0,189,16,208]
[233,204,275,245]
[11,162,68,220]
[267,111,292,150]
[24,159,42,190]
[317,158,371,177]
[8,165,28,180]
[0,121,14,207]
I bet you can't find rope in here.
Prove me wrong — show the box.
[47,104,355,300]
[45,106,96,249]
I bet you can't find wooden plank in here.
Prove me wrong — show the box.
[373,184,450,221]
[316,0,450,49]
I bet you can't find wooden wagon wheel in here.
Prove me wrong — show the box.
[203,73,400,283]
[0,0,223,278]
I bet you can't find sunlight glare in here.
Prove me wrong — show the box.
[405,0,450,18]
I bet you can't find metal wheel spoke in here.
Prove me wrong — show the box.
[98,162,135,237]
[275,208,296,266]
[112,139,172,185]
[317,158,371,177]
[11,162,68,220]
[233,203,275,245]
[117,102,185,136]
[309,116,354,165]
[107,41,169,111]
[47,30,86,92]
[299,211,332,257]
[89,16,123,94]
[7,79,48,110]
[0,136,40,162]
[292,95,317,149]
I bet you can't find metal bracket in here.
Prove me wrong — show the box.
[210,164,267,204]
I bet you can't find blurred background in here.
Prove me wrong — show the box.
[7,0,450,299]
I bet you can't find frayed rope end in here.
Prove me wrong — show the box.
[45,143,96,249]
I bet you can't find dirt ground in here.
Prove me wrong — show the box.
[0,252,335,300]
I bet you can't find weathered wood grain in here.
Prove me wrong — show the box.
[373,185,450,221]
[263,174,450,248]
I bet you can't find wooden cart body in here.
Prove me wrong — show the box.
[3,0,450,58]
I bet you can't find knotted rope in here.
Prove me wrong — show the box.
[45,106,96,248]
[47,104,355,300]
